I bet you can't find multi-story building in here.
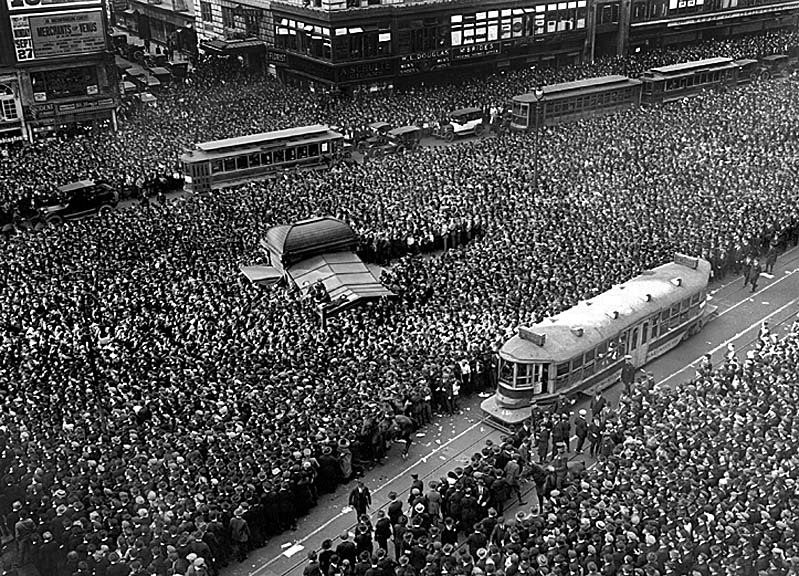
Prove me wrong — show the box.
[117,0,197,56]
[265,0,798,90]
[0,0,121,141]
[192,0,272,67]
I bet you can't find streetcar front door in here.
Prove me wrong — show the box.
[629,321,649,367]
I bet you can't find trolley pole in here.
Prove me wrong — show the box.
[532,88,545,194]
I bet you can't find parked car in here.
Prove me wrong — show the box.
[40,180,119,224]
[432,108,485,142]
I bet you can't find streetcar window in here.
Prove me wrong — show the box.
[211,160,223,174]
[224,158,236,172]
[642,322,649,344]
[309,143,320,156]
[286,148,297,161]
[248,153,261,168]
[571,354,583,371]
[500,360,514,382]
[596,342,608,368]
[690,292,700,305]
[236,156,249,170]
[516,364,533,388]
[681,298,690,310]
[273,150,285,163]
[321,142,330,153]
[261,151,272,165]
[670,304,680,317]
[584,348,595,362]
[297,146,309,159]
[556,363,570,377]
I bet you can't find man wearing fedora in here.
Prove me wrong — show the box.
[229,507,250,562]
[348,481,372,521]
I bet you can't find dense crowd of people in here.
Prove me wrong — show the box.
[301,322,799,576]
[1,30,798,212]
[0,28,799,576]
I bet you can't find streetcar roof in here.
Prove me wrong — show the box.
[194,125,337,153]
[512,75,640,103]
[501,255,711,363]
[646,57,734,76]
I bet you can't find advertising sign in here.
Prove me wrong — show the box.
[12,9,106,62]
[7,0,101,12]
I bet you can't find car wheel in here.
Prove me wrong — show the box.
[474,124,484,137]
[47,215,63,225]
[98,205,113,217]
[444,131,455,143]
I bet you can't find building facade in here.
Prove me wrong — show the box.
[266,0,799,89]
[0,0,120,141]
[192,0,272,67]
[117,0,196,56]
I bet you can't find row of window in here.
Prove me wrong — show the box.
[207,142,330,175]
[449,4,588,47]
[501,292,704,391]
[661,69,734,92]
[545,87,637,115]
[631,0,782,21]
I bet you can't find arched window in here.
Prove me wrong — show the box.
[0,84,19,122]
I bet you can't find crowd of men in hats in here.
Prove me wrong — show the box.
[1,24,799,576]
[1,30,798,218]
[305,322,799,576]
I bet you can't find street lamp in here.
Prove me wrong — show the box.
[532,87,545,193]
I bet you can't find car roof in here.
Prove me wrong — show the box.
[57,180,96,193]
[451,107,482,116]
[369,122,392,130]
[388,126,420,136]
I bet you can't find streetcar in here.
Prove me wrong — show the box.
[639,57,740,104]
[509,75,642,132]
[481,254,713,427]
[181,124,344,194]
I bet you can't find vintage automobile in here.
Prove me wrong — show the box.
[386,125,423,153]
[356,121,393,153]
[432,107,485,142]
[40,180,119,224]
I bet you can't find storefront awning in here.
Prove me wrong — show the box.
[200,38,266,55]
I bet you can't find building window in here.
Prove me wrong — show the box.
[245,10,260,36]
[222,6,235,28]
[30,67,98,100]
[200,1,212,22]
[1,98,18,122]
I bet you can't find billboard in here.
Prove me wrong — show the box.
[7,0,101,12]
[11,9,106,62]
